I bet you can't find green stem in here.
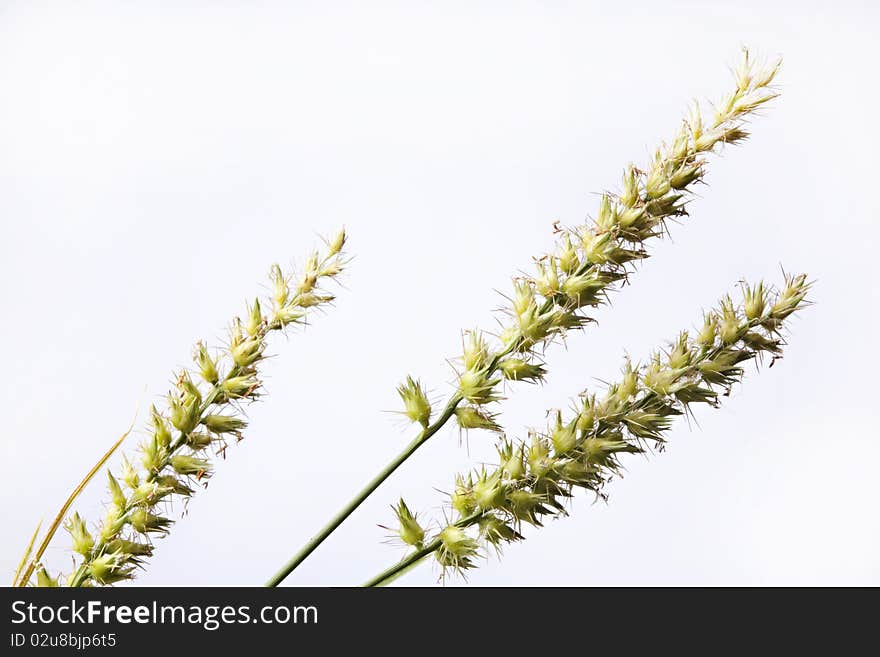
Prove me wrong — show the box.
[363,540,440,587]
[264,394,463,587]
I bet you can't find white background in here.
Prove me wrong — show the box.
[1,1,877,586]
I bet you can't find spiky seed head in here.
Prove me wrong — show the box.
[120,455,140,490]
[576,395,596,434]
[230,337,263,368]
[455,406,501,432]
[457,369,501,405]
[168,391,200,435]
[269,264,290,307]
[498,358,546,383]
[596,194,616,231]
[170,455,211,477]
[194,342,219,385]
[150,405,172,448]
[498,442,525,480]
[107,471,126,509]
[201,414,247,435]
[245,298,264,337]
[35,566,60,587]
[436,525,479,570]
[327,227,347,256]
[743,282,767,320]
[128,508,171,535]
[220,374,259,399]
[397,376,432,427]
[535,258,560,298]
[550,411,577,455]
[479,515,521,548]
[87,553,134,585]
[719,297,743,345]
[451,475,477,516]
[393,499,425,548]
[65,512,94,556]
[473,470,505,511]
[668,332,691,369]
[616,360,639,402]
[620,165,640,207]
[697,313,718,348]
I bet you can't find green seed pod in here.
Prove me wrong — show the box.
[504,489,545,526]
[719,298,743,345]
[498,441,526,480]
[129,481,164,506]
[697,314,718,348]
[170,454,211,477]
[128,508,172,535]
[498,358,546,383]
[620,165,640,207]
[230,337,263,368]
[669,163,702,189]
[168,391,200,435]
[451,475,477,516]
[436,525,479,571]
[511,280,536,318]
[150,405,172,448]
[107,471,127,509]
[462,331,490,372]
[645,193,684,218]
[35,566,60,587]
[455,406,501,432]
[457,369,501,405]
[473,470,505,511]
[186,431,214,450]
[668,332,692,369]
[65,512,94,556]
[155,474,195,497]
[743,282,767,320]
[478,515,521,548]
[616,360,639,402]
[645,159,671,200]
[397,376,432,427]
[581,230,612,265]
[245,298,264,337]
[558,233,580,275]
[120,455,140,490]
[393,499,425,548]
[194,342,219,385]
[177,372,202,405]
[527,434,552,477]
[596,194,616,231]
[535,258,560,298]
[550,411,578,455]
[273,304,306,327]
[742,331,781,354]
[269,264,290,307]
[106,539,154,558]
[617,205,647,230]
[770,274,809,321]
[88,553,134,585]
[576,395,596,434]
[99,506,127,542]
[201,414,247,434]
[219,374,259,399]
[140,435,165,475]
